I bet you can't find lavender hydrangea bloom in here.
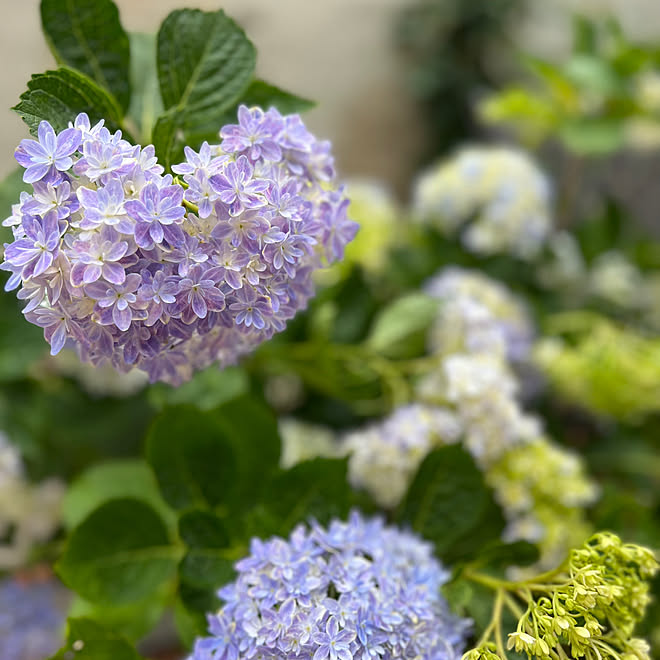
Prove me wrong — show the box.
[0,577,67,660]
[189,511,470,660]
[1,108,357,384]
[14,121,81,184]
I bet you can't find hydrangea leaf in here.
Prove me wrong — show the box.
[146,395,280,512]
[68,587,169,642]
[366,292,440,357]
[56,498,180,605]
[126,32,163,143]
[174,596,207,648]
[399,446,505,562]
[153,8,256,166]
[40,0,131,112]
[246,458,353,537]
[147,365,248,412]
[232,79,315,115]
[62,459,176,533]
[12,67,124,138]
[48,618,144,660]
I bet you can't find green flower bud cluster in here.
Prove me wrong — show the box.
[535,315,660,421]
[508,532,658,660]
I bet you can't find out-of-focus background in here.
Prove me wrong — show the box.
[2,0,659,189]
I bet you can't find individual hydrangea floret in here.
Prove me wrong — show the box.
[412,147,552,259]
[0,575,68,660]
[2,108,358,385]
[190,511,471,660]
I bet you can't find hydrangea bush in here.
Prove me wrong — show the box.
[0,2,659,660]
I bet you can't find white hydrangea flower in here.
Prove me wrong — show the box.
[0,433,64,569]
[413,147,553,259]
[425,267,534,362]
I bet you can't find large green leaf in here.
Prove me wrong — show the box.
[57,498,180,604]
[12,67,124,137]
[153,8,256,166]
[247,458,353,537]
[399,446,505,562]
[49,618,144,660]
[146,395,280,512]
[62,459,176,532]
[40,0,131,112]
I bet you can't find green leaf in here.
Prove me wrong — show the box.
[68,589,168,642]
[366,292,439,356]
[154,8,256,166]
[148,365,248,411]
[174,596,207,648]
[12,67,124,137]
[62,459,176,532]
[127,32,163,143]
[57,498,180,605]
[146,395,280,511]
[49,618,145,659]
[248,458,352,537]
[40,0,131,112]
[399,446,505,562]
[559,118,624,155]
[234,79,315,114]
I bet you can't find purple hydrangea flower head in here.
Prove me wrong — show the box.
[0,576,67,660]
[2,109,357,383]
[189,511,470,660]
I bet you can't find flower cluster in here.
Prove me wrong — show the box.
[534,317,660,421]
[412,147,552,259]
[337,268,596,567]
[190,511,470,660]
[506,533,658,660]
[2,108,357,384]
[343,404,462,508]
[0,575,67,660]
[424,267,534,363]
[0,432,64,569]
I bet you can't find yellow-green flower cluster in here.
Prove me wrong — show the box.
[507,532,658,660]
[535,316,660,421]
[412,147,553,259]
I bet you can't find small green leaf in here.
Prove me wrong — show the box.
[559,118,624,155]
[148,365,248,411]
[399,446,505,562]
[13,68,124,137]
[40,0,131,111]
[49,618,145,659]
[235,79,315,114]
[127,32,163,143]
[62,459,176,532]
[366,292,439,356]
[154,8,256,166]
[57,498,180,605]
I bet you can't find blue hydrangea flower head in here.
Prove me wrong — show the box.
[0,576,67,660]
[189,511,471,660]
[2,108,358,385]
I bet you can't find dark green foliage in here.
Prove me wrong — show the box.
[40,0,131,111]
